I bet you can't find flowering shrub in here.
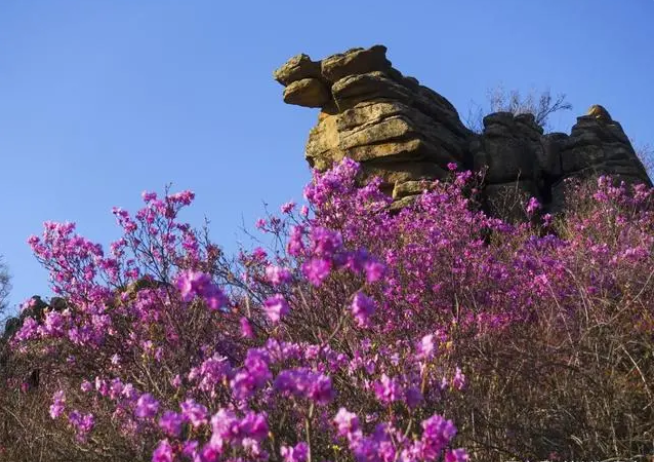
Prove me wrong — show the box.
[1,160,653,461]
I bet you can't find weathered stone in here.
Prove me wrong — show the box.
[483,112,515,130]
[480,113,540,184]
[275,45,652,222]
[570,117,630,145]
[361,161,448,186]
[321,45,391,83]
[561,117,650,185]
[538,133,567,178]
[283,78,331,108]
[484,180,541,223]
[305,112,342,169]
[338,102,465,157]
[345,138,442,163]
[2,317,21,340]
[515,113,544,139]
[388,195,418,212]
[392,180,435,199]
[49,297,67,312]
[273,54,321,86]
[332,71,414,111]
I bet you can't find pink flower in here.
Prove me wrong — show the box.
[175,270,227,310]
[265,265,292,285]
[180,399,208,428]
[302,258,331,286]
[135,393,159,420]
[333,408,359,437]
[418,334,435,359]
[141,191,157,202]
[49,390,65,419]
[445,448,470,462]
[152,439,174,462]
[159,411,184,438]
[373,374,403,404]
[351,292,376,328]
[452,367,466,391]
[364,260,386,283]
[280,442,308,462]
[262,294,290,323]
[240,317,254,338]
[526,197,541,214]
[281,201,296,214]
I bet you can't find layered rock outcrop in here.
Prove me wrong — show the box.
[274,45,652,220]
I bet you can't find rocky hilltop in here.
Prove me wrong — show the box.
[274,45,651,219]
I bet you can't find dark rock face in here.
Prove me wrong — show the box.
[274,45,652,221]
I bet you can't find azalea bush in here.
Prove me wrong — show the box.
[1,160,652,462]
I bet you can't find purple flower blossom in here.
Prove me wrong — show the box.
[68,411,95,441]
[142,191,157,202]
[445,448,470,462]
[308,373,335,405]
[262,294,290,323]
[405,386,424,408]
[351,292,376,328]
[180,399,208,428]
[171,375,182,388]
[265,265,293,285]
[364,260,385,283]
[135,393,159,420]
[43,311,65,336]
[420,415,458,459]
[210,409,240,443]
[310,227,343,258]
[274,368,334,405]
[49,390,65,419]
[281,201,296,214]
[14,317,38,342]
[526,197,541,214]
[452,367,467,391]
[302,258,331,286]
[418,334,435,359]
[239,412,269,441]
[334,408,360,437]
[230,371,257,400]
[373,374,403,405]
[159,411,184,437]
[175,270,227,310]
[152,439,174,462]
[281,442,308,462]
[240,316,254,338]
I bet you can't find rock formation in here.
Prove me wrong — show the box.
[274,45,652,220]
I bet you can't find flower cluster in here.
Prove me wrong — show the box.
[8,158,652,461]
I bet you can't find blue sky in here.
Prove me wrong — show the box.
[0,1,653,313]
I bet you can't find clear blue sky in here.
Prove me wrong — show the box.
[0,1,653,313]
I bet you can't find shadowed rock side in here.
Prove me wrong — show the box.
[274,45,652,221]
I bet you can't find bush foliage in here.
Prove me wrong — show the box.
[1,160,652,462]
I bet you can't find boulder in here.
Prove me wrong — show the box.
[283,78,331,108]
[273,54,322,86]
[321,45,391,83]
[392,180,436,199]
[276,45,652,222]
